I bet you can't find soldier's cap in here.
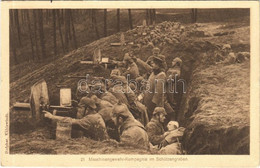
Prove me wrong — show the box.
[112,104,134,119]
[152,47,160,53]
[123,53,132,62]
[153,107,167,116]
[80,97,97,109]
[222,44,231,50]
[172,57,183,65]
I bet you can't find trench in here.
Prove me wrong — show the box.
[10,33,250,154]
[172,41,250,154]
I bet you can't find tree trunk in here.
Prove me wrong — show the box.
[70,10,77,49]
[116,9,120,32]
[10,10,18,64]
[92,9,100,39]
[61,9,64,25]
[46,9,48,24]
[104,9,107,37]
[64,10,70,52]
[191,9,198,23]
[26,10,35,61]
[14,10,21,46]
[52,9,57,58]
[149,9,153,25]
[33,10,40,60]
[68,11,72,41]
[146,9,149,26]
[152,9,156,25]
[194,9,198,23]
[38,10,46,59]
[128,9,133,30]
[56,10,65,54]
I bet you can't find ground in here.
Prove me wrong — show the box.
[182,60,250,154]
[9,10,250,154]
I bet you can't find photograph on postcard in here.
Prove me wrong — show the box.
[7,7,252,156]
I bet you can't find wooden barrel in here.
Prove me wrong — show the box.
[56,121,72,140]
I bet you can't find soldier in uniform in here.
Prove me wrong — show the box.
[146,47,167,69]
[43,97,109,141]
[136,55,174,119]
[111,103,150,150]
[91,95,119,141]
[145,107,167,146]
[166,57,183,120]
[122,53,140,80]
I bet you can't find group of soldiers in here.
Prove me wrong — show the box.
[44,47,185,154]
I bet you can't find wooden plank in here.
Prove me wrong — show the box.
[80,60,94,64]
[13,102,72,110]
[13,102,30,109]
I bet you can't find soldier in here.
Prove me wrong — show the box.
[109,75,148,125]
[167,57,182,78]
[218,44,237,65]
[92,82,119,105]
[139,55,174,119]
[109,75,136,107]
[145,107,167,146]
[91,95,119,141]
[91,95,114,122]
[159,121,185,154]
[166,57,183,119]
[146,47,167,69]
[43,97,109,141]
[122,53,140,80]
[111,103,150,149]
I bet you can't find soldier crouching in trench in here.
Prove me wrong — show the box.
[43,97,109,141]
[146,107,184,154]
[111,103,150,150]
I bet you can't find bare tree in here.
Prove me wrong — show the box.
[104,9,107,37]
[128,9,133,29]
[38,9,46,59]
[146,9,150,25]
[92,9,100,39]
[26,10,35,61]
[57,10,65,54]
[14,10,21,46]
[33,10,40,60]
[117,9,120,32]
[64,9,70,51]
[70,10,77,49]
[152,9,156,24]
[191,9,198,23]
[10,10,18,64]
[52,9,57,57]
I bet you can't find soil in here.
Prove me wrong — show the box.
[9,12,250,154]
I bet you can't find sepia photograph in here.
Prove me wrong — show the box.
[1,1,259,167]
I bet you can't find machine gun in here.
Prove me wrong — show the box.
[13,80,76,122]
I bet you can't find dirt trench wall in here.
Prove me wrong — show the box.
[179,49,250,154]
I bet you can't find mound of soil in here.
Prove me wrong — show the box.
[181,61,250,154]
[10,16,250,154]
